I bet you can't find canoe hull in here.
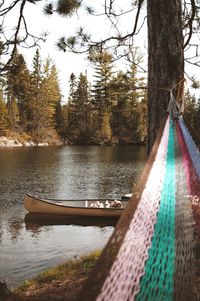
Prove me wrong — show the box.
[24,194,127,217]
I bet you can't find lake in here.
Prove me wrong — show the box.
[0,145,146,288]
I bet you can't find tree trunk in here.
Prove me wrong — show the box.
[147,0,184,153]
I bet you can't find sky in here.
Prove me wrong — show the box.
[5,0,148,102]
[20,1,98,101]
[5,0,200,101]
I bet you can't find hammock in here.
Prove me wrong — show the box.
[77,110,200,300]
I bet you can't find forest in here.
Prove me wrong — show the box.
[0,48,199,146]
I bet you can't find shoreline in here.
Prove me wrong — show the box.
[0,135,146,148]
[0,136,63,148]
[1,251,100,301]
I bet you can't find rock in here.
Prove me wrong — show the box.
[28,141,37,146]
[0,136,22,147]
[0,136,63,148]
[0,136,48,147]
[0,137,7,142]
[38,142,49,146]
[0,281,11,300]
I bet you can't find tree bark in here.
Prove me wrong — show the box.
[147,0,184,153]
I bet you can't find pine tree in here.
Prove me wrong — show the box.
[42,58,61,130]
[28,49,44,141]
[7,97,20,131]
[28,51,61,142]
[68,72,92,142]
[109,70,130,142]
[0,88,8,134]
[5,50,27,131]
[60,103,71,140]
[68,73,77,103]
[126,62,147,143]
[90,50,114,113]
[67,73,78,138]
[109,62,147,144]
[6,51,31,130]
[184,89,198,130]
[74,73,91,136]
[55,99,63,135]
[99,111,112,144]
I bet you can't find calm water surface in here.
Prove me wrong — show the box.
[0,146,146,288]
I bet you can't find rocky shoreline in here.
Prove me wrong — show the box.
[0,136,62,147]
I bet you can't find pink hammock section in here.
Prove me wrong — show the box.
[78,115,200,301]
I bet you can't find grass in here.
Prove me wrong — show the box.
[15,250,101,294]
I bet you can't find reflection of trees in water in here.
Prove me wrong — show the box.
[0,221,20,243]
[25,223,43,236]
[25,223,58,239]
[1,217,42,242]
[0,219,24,243]
[7,219,24,241]
[0,222,2,244]
[24,213,118,230]
[7,218,44,239]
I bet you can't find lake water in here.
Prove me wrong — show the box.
[0,145,146,288]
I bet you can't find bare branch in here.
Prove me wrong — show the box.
[1,0,26,71]
[0,0,45,72]
[183,0,196,48]
[0,0,19,16]
[132,0,145,36]
[1,0,200,75]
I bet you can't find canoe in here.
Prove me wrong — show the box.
[24,193,128,217]
[121,193,132,200]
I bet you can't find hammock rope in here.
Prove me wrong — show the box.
[167,90,182,120]
[96,118,170,301]
[136,118,176,301]
[175,121,195,300]
[179,117,200,179]
[78,111,200,300]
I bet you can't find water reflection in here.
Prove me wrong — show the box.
[0,145,146,288]
[24,213,119,229]
[7,220,24,242]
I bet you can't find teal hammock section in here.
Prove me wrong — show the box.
[136,118,176,301]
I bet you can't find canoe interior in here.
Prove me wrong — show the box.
[25,194,128,209]
[43,199,128,209]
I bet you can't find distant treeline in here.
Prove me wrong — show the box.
[0,49,199,145]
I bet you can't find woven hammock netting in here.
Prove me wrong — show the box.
[93,115,200,301]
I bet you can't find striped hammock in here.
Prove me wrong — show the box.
[78,115,200,301]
